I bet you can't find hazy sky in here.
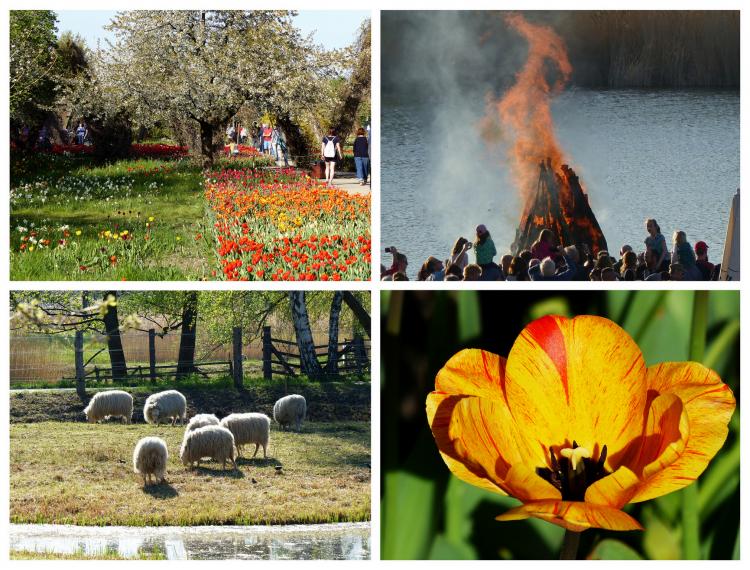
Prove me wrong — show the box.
[56,10,369,51]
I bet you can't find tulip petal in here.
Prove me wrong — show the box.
[427,391,560,500]
[496,500,643,532]
[434,348,508,399]
[428,349,561,501]
[630,362,735,502]
[504,315,647,464]
[584,466,640,508]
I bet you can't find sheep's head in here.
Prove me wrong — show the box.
[84,409,95,423]
[146,402,161,422]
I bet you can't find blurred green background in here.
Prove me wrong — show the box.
[381,291,739,560]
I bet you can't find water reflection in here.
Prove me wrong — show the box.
[10,522,370,560]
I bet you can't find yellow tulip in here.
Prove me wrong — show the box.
[75,230,82,236]
[426,315,735,532]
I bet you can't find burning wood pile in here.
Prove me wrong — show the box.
[512,158,609,255]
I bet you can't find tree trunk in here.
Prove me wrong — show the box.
[343,291,371,338]
[325,291,344,376]
[102,291,127,381]
[276,114,311,163]
[176,291,198,380]
[289,291,324,379]
[329,21,371,145]
[199,120,216,170]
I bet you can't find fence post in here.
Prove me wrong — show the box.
[354,334,365,376]
[232,326,244,390]
[148,329,157,383]
[262,326,272,380]
[74,330,85,398]
[94,366,100,383]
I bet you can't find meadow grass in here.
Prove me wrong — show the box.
[10,547,167,560]
[10,153,274,281]
[10,157,211,280]
[10,421,370,526]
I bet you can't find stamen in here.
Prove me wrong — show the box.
[536,442,610,501]
[560,446,591,472]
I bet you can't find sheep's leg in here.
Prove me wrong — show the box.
[253,444,259,458]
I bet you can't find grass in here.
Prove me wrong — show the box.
[10,547,167,560]
[10,421,371,526]
[9,153,273,280]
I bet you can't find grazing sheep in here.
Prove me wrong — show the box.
[185,413,220,433]
[144,390,187,426]
[83,390,133,424]
[180,425,236,470]
[133,436,168,486]
[220,413,270,458]
[273,394,307,432]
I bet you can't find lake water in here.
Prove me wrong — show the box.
[381,90,739,278]
[10,522,370,560]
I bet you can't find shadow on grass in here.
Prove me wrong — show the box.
[142,481,179,499]
[236,456,282,469]
[193,465,246,479]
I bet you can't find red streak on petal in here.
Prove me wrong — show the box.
[526,316,569,405]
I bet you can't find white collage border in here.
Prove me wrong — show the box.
[0,1,746,567]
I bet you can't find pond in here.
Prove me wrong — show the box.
[10,522,370,560]
[381,90,739,278]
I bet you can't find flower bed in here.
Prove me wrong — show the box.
[205,168,371,281]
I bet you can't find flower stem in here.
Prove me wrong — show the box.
[559,530,581,560]
[681,290,708,559]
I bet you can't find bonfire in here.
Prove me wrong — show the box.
[487,13,609,255]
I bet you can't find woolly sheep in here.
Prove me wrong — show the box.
[273,394,307,432]
[185,413,220,433]
[83,390,133,424]
[133,436,168,486]
[220,413,270,458]
[180,425,237,470]
[144,390,187,426]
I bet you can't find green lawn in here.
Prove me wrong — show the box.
[9,153,272,280]
[10,421,371,526]
[11,156,209,280]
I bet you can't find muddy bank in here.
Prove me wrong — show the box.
[10,382,370,424]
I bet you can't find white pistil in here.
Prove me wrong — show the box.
[560,446,592,472]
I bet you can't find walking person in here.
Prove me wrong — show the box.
[353,127,369,185]
[75,122,86,145]
[321,128,343,187]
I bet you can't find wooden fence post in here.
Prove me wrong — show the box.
[262,326,272,380]
[74,330,85,398]
[233,327,244,390]
[354,334,365,376]
[148,329,157,383]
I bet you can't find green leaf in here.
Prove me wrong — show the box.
[527,296,572,321]
[697,439,740,520]
[643,506,682,560]
[588,539,643,560]
[428,534,477,560]
[703,318,740,374]
[382,470,437,560]
[454,291,481,342]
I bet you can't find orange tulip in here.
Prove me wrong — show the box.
[426,315,735,532]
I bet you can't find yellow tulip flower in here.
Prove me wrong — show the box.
[426,315,735,533]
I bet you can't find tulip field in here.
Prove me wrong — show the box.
[205,169,371,281]
[10,146,370,281]
[381,290,739,560]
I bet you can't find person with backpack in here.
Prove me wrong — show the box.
[262,124,273,155]
[321,128,343,187]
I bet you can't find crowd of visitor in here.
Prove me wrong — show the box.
[381,219,721,281]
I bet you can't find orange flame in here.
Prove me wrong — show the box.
[488,13,572,203]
